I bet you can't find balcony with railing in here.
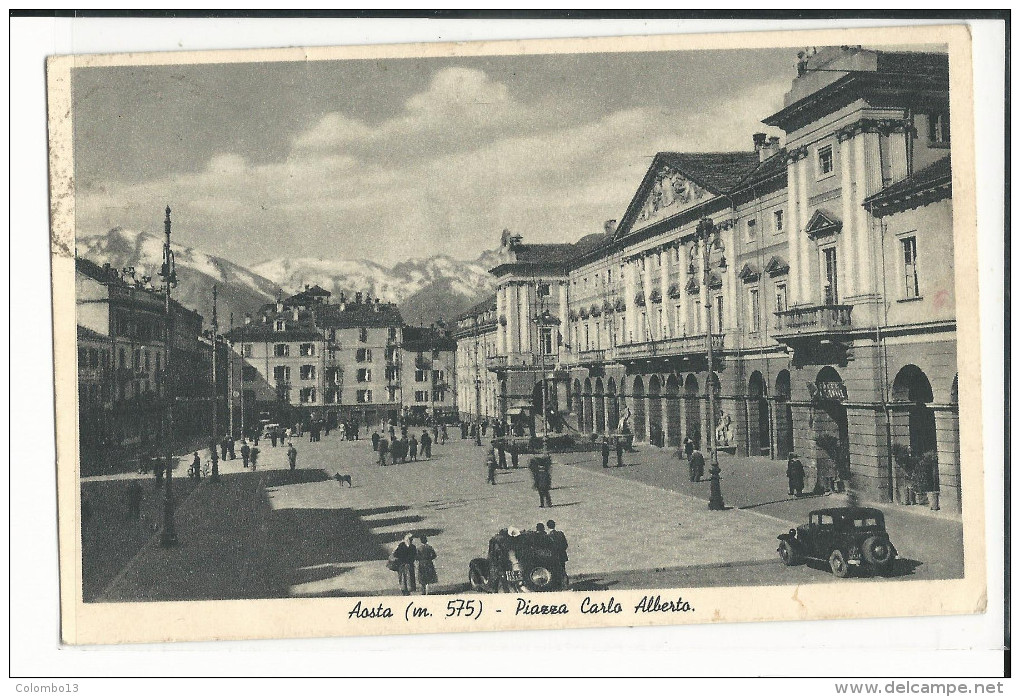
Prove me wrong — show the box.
[613,333,725,361]
[774,305,853,341]
[576,348,606,365]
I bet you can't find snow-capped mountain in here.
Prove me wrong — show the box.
[76,227,283,329]
[76,227,498,328]
[251,253,496,325]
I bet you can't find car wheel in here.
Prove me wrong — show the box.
[828,549,850,578]
[778,540,800,566]
[522,565,555,592]
[861,536,893,567]
[468,559,490,592]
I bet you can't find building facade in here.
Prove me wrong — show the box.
[399,325,458,423]
[226,287,406,432]
[76,257,210,474]
[460,47,960,512]
[453,295,499,422]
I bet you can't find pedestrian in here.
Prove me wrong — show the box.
[510,445,520,469]
[690,447,706,482]
[220,436,228,461]
[497,439,507,469]
[474,423,483,447]
[399,437,409,463]
[531,457,553,508]
[441,424,448,444]
[391,438,402,465]
[240,440,251,468]
[683,435,695,460]
[481,420,488,437]
[287,443,298,471]
[250,444,259,471]
[546,520,569,586]
[391,534,417,595]
[191,452,201,480]
[372,430,380,451]
[486,446,498,485]
[615,435,625,467]
[270,428,278,448]
[536,522,546,534]
[339,422,347,441]
[409,435,418,461]
[786,452,805,496]
[416,535,438,595]
[602,436,611,468]
[154,457,165,488]
[126,480,143,520]
[378,437,389,466]
[487,529,510,592]
[421,430,432,459]
[461,422,468,439]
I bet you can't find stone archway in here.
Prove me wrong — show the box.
[774,370,793,459]
[632,376,646,443]
[594,378,606,433]
[648,375,663,446]
[748,371,771,456]
[892,364,939,498]
[683,374,700,448]
[665,374,681,447]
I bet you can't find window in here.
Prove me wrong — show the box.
[415,390,429,403]
[432,389,445,402]
[746,218,757,242]
[133,348,141,368]
[928,111,950,145]
[242,365,259,382]
[357,368,372,383]
[714,295,724,333]
[607,268,612,284]
[540,327,553,355]
[386,347,399,362]
[324,388,340,404]
[618,314,626,344]
[328,329,337,343]
[674,304,684,335]
[274,343,289,357]
[748,288,761,333]
[155,352,160,375]
[639,312,647,341]
[433,370,445,382]
[355,348,372,362]
[242,343,252,358]
[775,283,788,328]
[144,350,150,371]
[119,347,126,367]
[274,319,286,332]
[385,365,399,381]
[300,365,316,380]
[773,209,784,233]
[300,343,315,357]
[657,308,665,337]
[388,326,398,341]
[299,387,317,403]
[817,145,834,176]
[356,389,373,403]
[415,368,428,382]
[359,327,369,343]
[273,366,290,383]
[583,323,590,351]
[387,386,398,402]
[901,236,920,298]
[822,247,839,304]
[691,299,702,333]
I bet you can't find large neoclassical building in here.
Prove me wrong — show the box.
[455,46,960,512]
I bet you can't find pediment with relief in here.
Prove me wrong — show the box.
[805,209,842,239]
[634,165,711,227]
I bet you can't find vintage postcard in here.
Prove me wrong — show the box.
[49,23,986,645]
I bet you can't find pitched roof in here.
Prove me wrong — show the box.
[315,302,404,329]
[731,149,788,193]
[77,325,110,343]
[455,293,497,321]
[401,325,457,352]
[864,156,952,214]
[506,242,581,266]
[659,151,762,194]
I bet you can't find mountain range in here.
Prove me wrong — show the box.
[75,228,498,328]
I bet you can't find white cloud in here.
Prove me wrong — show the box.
[76,68,789,265]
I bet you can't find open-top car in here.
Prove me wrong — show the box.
[469,529,565,592]
[777,507,897,578]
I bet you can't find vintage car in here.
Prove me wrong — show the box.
[777,507,897,578]
[469,529,565,592]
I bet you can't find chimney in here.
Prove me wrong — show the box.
[604,219,618,236]
[244,313,252,326]
[765,136,782,161]
[276,299,283,313]
[262,314,268,323]
[753,132,768,161]
[292,308,299,321]
[339,291,346,304]
[304,284,310,292]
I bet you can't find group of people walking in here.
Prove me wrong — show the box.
[389,533,439,595]
[373,427,436,465]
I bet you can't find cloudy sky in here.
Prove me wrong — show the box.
[72,48,798,266]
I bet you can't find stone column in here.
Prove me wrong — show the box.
[698,240,708,335]
[934,406,961,513]
[661,393,671,446]
[839,134,857,299]
[659,247,671,339]
[495,285,506,355]
[642,254,655,342]
[786,156,801,305]
[506,283,518,356]
[722,222,738,331]
[854,131,882,298]
[677,245,688,335]
[558,281,569,358]
[625,259,638,343]
[797,156,812,305]
[518,282,532,356]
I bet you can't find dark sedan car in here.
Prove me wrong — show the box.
[778,507,897,578]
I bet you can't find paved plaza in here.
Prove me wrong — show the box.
[86,430,965,602]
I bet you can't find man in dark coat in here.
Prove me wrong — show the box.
[689,447,706,482]
[287,443,298,471]
[546,520,569,586]
[486,446,498,485]
[786,452,805,496]
[378,437,389,466]
[683,435,695,460]
[372,431,380,451]
[496,439,507,469]
[270,428,278,447]
[601,436,611,468]
[615,436,625,467]
[250,444,259,471]
[220,435,228,461]
[487,529,510,592]
[534,461,553,508]
[240,440,251,468]
[510,445,519,469]
[420,430,432,459]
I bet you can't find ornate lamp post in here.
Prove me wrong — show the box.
[533,282,556,454]
[697,217,726,511]
[159,206,179,547]
[210,284,220,483]
[474,376,482,446]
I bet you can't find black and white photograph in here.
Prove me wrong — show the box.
[45,21,990,647]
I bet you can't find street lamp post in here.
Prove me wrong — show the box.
[533,282,554,453]
[474,376,482,446]
[159,206,179,547]
[697,217,726,511]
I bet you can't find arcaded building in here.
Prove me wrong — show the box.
[458,47,960,512]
